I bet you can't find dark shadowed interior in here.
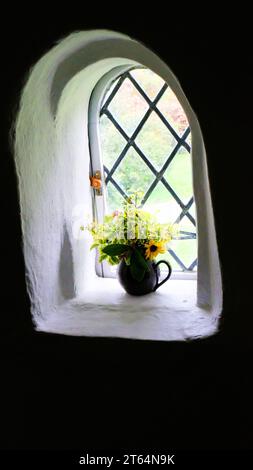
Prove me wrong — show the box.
[0,13,250,459]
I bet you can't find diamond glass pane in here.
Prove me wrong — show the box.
[143,182,181,222]
[130,68,165,100]
[106,182,125,213]
[100,115,126,168]
[108,78,149,136]
[178,214,196,232]
[135,112,177,169]
[189,200,196,218]
[157,87,189,136]
[169,238,197,269]
[112,148,154,196]
[186,133,192,147]
[163,146,193,204]
[102,78,121,107]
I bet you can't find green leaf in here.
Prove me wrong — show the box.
[130,262,145,282]
[99,253,108,263]
[133,249,150,272]
[90,242,99,251]
[102,244,128,256]
[130,249,150,282]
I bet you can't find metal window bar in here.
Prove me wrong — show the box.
[100,70,197,271]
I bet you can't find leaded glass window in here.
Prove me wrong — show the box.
[99,68,197,272]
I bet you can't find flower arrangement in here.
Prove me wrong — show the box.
[84,194,178,283]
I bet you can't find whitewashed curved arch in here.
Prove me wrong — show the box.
[14,30,222,339]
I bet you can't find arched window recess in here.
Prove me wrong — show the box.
[14,30,222,340]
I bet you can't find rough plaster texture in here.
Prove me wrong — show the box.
[36,279,218,341]
[13,30,222,340]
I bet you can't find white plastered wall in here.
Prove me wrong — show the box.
[13,30,222,340]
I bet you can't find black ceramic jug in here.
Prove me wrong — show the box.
[117,259,172,296]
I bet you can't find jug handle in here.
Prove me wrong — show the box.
[153,260,172,291]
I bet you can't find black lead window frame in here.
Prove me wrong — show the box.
[89,66,197,276]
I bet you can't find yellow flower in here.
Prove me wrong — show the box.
[145,240,167,260]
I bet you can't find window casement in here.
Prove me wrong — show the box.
[89,67,197,280]
[14,30,222,340]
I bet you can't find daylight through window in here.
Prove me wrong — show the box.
[98,68,197,273]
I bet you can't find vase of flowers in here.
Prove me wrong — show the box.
[117,257,171,295]
[85,194,178,296]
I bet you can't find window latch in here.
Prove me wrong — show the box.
[90,170,102,195]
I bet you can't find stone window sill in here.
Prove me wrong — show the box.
[36,278,219,341]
